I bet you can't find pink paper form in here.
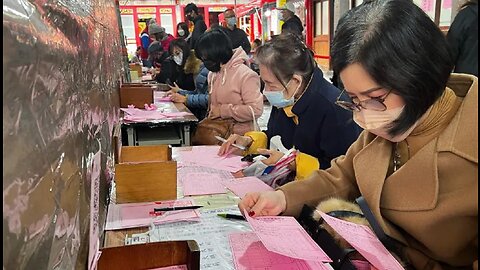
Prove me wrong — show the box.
[178,146,248,172]
[142,74,153,81]
[157,96,172,102]
[105,199,200,230]
[224,177,274,198]
[245,212,331,262]
[182,172,227,196]
[229,232,330,270]
[318,211,404,270]
[121,108,192,122]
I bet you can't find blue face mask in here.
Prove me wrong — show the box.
[263,80,299,108]
[263,91,294,108]
[226,17,236,27]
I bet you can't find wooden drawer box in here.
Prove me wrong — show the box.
[119,85,154,108]
[98,240,200,270]
[115,145,177,203]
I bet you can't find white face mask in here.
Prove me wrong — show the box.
[178,29,185,36]
[353,106,417,142]
[173,52,183,65]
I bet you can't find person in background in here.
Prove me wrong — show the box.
[140,19,156,67]
[238,0,478,268]
[249,39,262,71]
[194,29,264,135]
[168,38,202,91]
[130,46,142,64]
[176,22,191,43]
[278,2,303,38]
[147,41,173,84]
[219,33,361,179]
[149,24,175,52]
[222,9,251,54]
[184,3,207,49]
[447,0,478,76]
[168,65,210,120]
[251,39,262,52]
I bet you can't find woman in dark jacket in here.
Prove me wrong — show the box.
[176,22,191,43]
[219,33,361,180]
[446,0,478,76]
[148,41,173,84]
[168,38,202,91]
[168,65,209,120]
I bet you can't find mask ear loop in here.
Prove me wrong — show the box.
[283,77,302,100]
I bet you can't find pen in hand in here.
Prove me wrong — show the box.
[215,136,246,151]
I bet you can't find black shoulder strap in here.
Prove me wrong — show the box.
[355,196,405,256]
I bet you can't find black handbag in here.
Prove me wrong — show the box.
[296,204,358,269]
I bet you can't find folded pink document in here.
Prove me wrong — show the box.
[120,108,192,122]
[318,211,404,270]
[156,96,172,102]
[244,211,332,262]
[178,146,248,172]
[223,177,274,198]
[229,232,331,270]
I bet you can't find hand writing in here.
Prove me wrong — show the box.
[238,190,286,217]
[170,93,187,103]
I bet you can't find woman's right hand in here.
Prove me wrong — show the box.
[217,134,252,156]
[168,82,181,93]
[238,190,287,217]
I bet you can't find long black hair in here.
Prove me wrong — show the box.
[169,38,191,66]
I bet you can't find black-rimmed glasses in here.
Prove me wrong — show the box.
[335,87,392,112]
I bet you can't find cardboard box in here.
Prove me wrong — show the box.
[115,145,177,203]
[98,240,200,270]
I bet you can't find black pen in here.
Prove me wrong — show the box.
[217,213,246,220]
[154,205,203,212]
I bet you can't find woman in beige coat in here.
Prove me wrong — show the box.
[239,0,478,269]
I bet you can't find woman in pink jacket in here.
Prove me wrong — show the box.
[194,29,263,135]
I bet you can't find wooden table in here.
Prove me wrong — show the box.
[102,147,334,270]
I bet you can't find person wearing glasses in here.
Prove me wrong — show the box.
[238,0,478,268]
[219,33,361,180]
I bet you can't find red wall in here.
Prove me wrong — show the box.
[120,4,233,46]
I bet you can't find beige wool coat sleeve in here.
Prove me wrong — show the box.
[278,74,478,269]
